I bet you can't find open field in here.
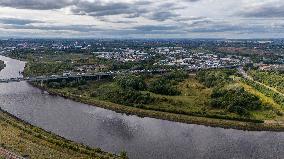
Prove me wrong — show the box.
[0,109,122,159]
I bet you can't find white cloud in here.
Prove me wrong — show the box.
[0,0,283,38]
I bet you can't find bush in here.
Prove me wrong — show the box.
[164,70,188,82]
[211,85,262,116]
[116,75,146,91]
[78,85,89,90]
[249,70,284,94]
[197,69,236,87]
[91,85,154,106]
[47,82,61,88]
[120,151,128,159]
[148,78,181,96]
[243,78,284,107]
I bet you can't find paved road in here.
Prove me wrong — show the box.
[237,67,253,80]
[0,147,24,159]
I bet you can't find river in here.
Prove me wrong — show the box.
[0,55,283,159]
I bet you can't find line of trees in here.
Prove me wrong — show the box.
[46,79,87,89]
[249,70,284,94]
[25,62,73,77]
[243,78,284,107]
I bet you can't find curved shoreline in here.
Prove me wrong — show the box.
[0,107,120,159]
[30,82,284,132]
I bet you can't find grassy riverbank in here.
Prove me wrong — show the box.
[27,68,284,131]
[0,108,122,159]
[30,80,284,131]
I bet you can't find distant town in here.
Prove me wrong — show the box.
[1,39,284,77]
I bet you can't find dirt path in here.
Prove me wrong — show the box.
[254,80,284,97]
[238,67,284,97]
[0,147,24,159]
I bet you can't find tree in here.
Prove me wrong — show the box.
[211,86,262,116]
[196,69,236,88]
[148,78,181,96]
[48,82,61,89]
[116,75,146,91]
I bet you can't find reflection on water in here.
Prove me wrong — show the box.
[0,56,25,79]
[0,55,283,159]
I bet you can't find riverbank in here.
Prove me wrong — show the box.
[0,107,122,159]
[30,82,284,132]
[0,60,5,71]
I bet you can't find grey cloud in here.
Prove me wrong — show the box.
[0,0,283,38]
[158,2,185,10]
[98,17,136,24]
[2,24,98,32]
[190,19,212,26]
[70,0,184,22]
[0,0,181,22]
[0,18,43,25]
[239,3,284,18]
[174,16,206,22]
[133,25,178,32]
[124,13,141,19]
[0,0,77,10]
[187,21,284,33]
[189,24,242,33]
[71,0,150,17]
[4,24,184,35]
[110,26,185,35]
[148,11,179,21]
[182,0,201,2]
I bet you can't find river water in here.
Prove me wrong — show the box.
[0,55,283,159]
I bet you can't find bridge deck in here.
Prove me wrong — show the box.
[0,73,112,83]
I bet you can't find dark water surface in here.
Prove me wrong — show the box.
[0,55,283,159]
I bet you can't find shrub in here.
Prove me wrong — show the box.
[116,75,146,91]
[91,85,154,106]
[211,85,262,116]
[148,78,181,96]
[47,82,61,88]
[164,70,188,82]
[197,69,236,87]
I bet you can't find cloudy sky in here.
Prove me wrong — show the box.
[0,0,283,38]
